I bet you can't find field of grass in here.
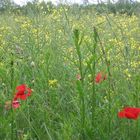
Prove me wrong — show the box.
[0,6,140,140]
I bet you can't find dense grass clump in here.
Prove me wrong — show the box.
[0,4,140,140]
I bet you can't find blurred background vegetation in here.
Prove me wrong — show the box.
[0,0,140,16]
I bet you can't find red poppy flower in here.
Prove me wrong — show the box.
[118,107,140,120]
[14,84,32,100]
[4,84,32,110]
[95,72,107,84]
[12,100,20,109]
[95,72,102,83]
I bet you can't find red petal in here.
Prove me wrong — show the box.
[16,84,26,91]
[19,95,27,100]
[14,84,32,100]
[118,111,125,118]
[95,73,102,83]
[16,90,24,96]
[118,107,140,120]
[125,112,138,120]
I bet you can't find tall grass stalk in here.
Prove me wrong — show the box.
[91,28,97,128]
[10,53,14,140]
[135,74,140,139]
[95,28,112,138]
[73,29,85,139]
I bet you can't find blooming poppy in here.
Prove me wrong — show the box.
[95,72,102,83]
[14,84,32,100]
[4,84,32,110]
[95,72,107,84]
[12,100,20,109]
[118,107,140,120]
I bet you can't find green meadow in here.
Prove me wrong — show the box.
[0,2,140,140]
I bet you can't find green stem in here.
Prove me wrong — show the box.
[95,27,112,139]
[79,50,85,140]
[73,29,85,139]
[91,27,97,131]
[11,53,14,140]
[135,75,140,139]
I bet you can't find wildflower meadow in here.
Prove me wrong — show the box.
[0,0,140,140]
